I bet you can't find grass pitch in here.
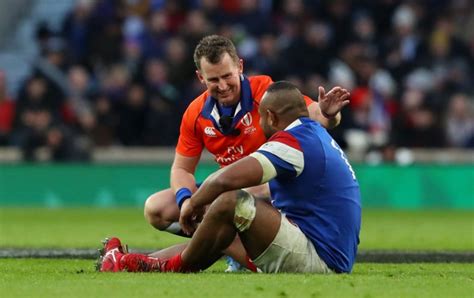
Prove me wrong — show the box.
[0,259,473,298]
[0,208,473,297]
[0,208,473,250]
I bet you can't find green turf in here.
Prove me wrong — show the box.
[1,208,473,250]
[0,259,472,298]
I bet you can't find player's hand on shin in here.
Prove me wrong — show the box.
[318,86,350,118]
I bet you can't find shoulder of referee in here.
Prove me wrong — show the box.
[248,75,273,99]
[248,75,314,106]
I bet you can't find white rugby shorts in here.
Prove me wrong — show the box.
[252,214,333,274]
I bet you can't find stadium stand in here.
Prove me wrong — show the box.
[0,0,473,163]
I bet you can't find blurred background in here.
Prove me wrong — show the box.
[0,0,472,210]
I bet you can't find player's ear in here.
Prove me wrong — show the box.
[238,59,243,74]
[195,70,205,83]
[267,109,276,126]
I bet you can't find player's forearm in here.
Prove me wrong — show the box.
[188,171,225,208]
[190,157,263,208]
[170,167,197,194]
[308,102,341,129]
[320,112,341,129]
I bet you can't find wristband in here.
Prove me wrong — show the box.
[176,187,192,209]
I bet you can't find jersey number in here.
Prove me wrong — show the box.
[331,139,356,180]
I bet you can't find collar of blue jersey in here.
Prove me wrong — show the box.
[284,117,313,131]
[201,74,253,132]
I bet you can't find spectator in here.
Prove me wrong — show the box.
[180,10,214,47]
[61,0,95,66]
[164,37,195,89]
[392,88,446,148]
[247,33,284,79]
[445,93,474,148]
[11,76,58,160]
[45,125,91,161]
[117,83,147,146]
[121,38,145,81]
[284,21,332,77]
[0,0,472,162]
[141,10,171,59]
[33,37,69,111]
[0,71,15,145]
[382,4,423,82]
[100,64,130,102]
[65,65,95,124]
[91,93,118,147]
[143,58,179,103]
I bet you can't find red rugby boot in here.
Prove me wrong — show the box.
[97,237,128,272]
[120,253,163,272]
[121,253,191,273]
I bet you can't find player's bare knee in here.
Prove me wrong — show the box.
[208,191,238,220]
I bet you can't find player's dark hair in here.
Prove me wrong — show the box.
[265,81,308,117]
[266,81,300,94]
[193,35,239,70]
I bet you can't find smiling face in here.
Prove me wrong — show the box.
[196,52,243,106]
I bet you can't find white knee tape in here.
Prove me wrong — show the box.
[234,190,256,232]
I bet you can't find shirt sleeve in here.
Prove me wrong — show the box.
[303,95,314,107]
[175,107,204,157]
[252,75,274,100]
[252,131,305,179]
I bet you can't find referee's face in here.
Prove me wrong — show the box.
[196,53,243,106]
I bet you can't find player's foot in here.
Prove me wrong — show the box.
[96,237,128,272]
[121,253,164,272]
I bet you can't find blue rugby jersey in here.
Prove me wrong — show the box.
[254,117,361,273]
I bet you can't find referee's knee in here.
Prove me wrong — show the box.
[144,193,172,231]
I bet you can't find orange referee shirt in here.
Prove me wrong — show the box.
[176,75,313,167]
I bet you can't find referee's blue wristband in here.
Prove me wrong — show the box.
[176,187,192,209]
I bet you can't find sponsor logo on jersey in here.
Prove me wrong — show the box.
[241,113,252,126]
[216,154,243,166]
[204,126,217,137]
[215,146,245,165]
[227,145,244,155]
[244,126,257,135]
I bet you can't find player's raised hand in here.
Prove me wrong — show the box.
[318,86,350,118]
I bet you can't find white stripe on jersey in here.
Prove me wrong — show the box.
[284,119,303,131]
[257,141,305,176]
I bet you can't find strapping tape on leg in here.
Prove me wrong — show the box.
[234,190,256,232]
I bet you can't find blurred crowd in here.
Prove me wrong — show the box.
[0,0,473,161]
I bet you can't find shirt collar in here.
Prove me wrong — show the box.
[201,75,254,130]
[284,117,312,131]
